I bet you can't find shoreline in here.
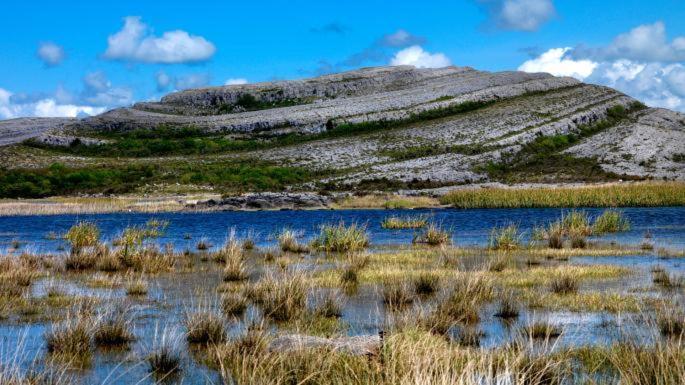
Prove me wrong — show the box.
[0,181,683,216]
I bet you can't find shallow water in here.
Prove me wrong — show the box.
[1,207,684,254]
[1,207,684,384]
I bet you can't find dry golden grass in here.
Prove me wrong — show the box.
[332,194,441,209]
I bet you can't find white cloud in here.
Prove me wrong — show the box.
[519,46,685,112]
[574,22,685,62]
[390,46,451,68]
[36,42,65,66]
[381,30,426,47]
[482,0,556,31]
[225,78,248,86]
[518,47,598,79]
[103,16,216,64]
[0,88,105,119]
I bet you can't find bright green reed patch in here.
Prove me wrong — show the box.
[440,183,685,208]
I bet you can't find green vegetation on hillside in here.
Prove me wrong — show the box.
[482,103,646,182]
[0,161,315,199]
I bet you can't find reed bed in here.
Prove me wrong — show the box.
[312,222,369,253]
[440,182,685,208]
[381,215,429,229]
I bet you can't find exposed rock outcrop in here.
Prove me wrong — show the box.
[187,192,333,211]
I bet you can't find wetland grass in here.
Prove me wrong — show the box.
[93,311,135,347]
[488,224,522,250]
[381,215,428,229]
[184,311,227,344]
[221,293,248,317]
[314,292,344,318]
[312,222,369,253]
[527,321,562,339]
[413,273,440,296]
[440,182,685,208]
[45,314,93,366]
[549,275,580,295]
[382,280,415,310]
[251,272,308,322]
[277,229,308,253]
[593,209,631,233]
[412,223,451,246]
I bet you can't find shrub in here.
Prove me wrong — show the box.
[64,222,100,255]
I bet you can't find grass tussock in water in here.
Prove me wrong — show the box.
[249,271,309,322]
[441,182,685,208]
[277,229,308,253]
[184,311,227,344]
[412,223,451,246]
[312,222,369,253]
[488,224,522,251]
[381,215,428,229]
[593,209,631,234]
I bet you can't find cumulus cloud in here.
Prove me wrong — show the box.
[390,46,452,68]
[36,42,65,66]
[225,78,248,85]
[480,0,556,31]
[0,87,105,119]
[518,25,685,112]
[518,47,597,79]
[103,16,216,64]
[573,22,685,62]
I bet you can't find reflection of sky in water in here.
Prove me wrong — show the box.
[1,207,684,255]
[1,207,684,383]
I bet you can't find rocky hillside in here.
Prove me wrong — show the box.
[0,65,683,198]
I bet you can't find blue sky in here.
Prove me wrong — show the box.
[2,0,685,118]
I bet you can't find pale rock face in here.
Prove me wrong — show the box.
[1,65,684,184]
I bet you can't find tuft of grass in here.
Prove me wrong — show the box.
[196,239,212,251]
[311,222,369,253]
[527,321,562,339]
[184,311,227,344]
[314,292,344,318]
[488,224,522,251]
[657,308,685,337]
[412,223,451,246]
[125,275,149,296]
[653,271,684,289]
[413,273,440,296]
[45,314,93,366]
[560,210,592,236]
[441,182,685,208]
[147,331,183,378]
[494,291,520,319]
[382,280,415,310]
[277,229,308,253]
[222,293,248,318]
[94,311,135,347]
[549,275,580,295]
[250,272,308,322]
[593,209,631,234]
[569,229,587,249]
[381,215,428,229]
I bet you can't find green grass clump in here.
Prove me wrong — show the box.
[45,315,93,366]
[549,275,579,295]
[488,224,522,251]
[560,210,592,236]
[312,222,369,253]
[412,223,451,246]
[593,209,631,234]
[251,272,308,322]
[381,215,428,229]
[441,182,685,208]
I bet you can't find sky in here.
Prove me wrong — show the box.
[2,0,685,119]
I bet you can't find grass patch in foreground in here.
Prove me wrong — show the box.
[441,182,685,208]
